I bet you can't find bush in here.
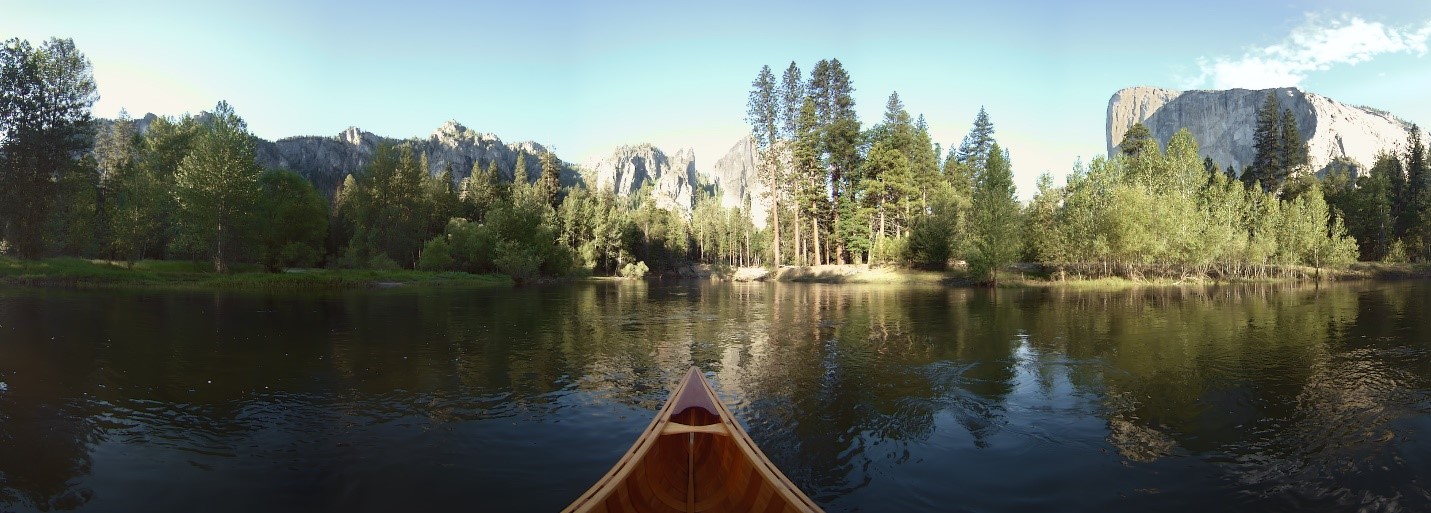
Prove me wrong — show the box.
[367,253,401,270]
[619,260,649,279]
[869,236,907,267]
[906,217,953,270]
[417,236,455,271]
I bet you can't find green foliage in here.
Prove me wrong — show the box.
[417,235,454,272]
[539,150,563,208]
[1118,122,1156,159]
[954,107,996,172]
[338,143,433,268]
[618,260,649,279]
[256,169,328,270]
[1033,130,1358,279]
[1244,91,1309,194]
[0,37,98,258]
[172,101,261,273]
[969,142,1022,284]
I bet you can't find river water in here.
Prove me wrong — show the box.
[0,281,1428,512]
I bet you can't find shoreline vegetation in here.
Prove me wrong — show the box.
[0,257,511,290]
[5,256,1427,291]
[5,41,1431,290]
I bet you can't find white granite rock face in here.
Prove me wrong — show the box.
[1107,86,1426,176]
[585,144,701,213]
[704,135,768,228]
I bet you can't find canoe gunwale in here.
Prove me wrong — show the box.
[560,367,824,513]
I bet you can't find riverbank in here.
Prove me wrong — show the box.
[731,262,1431,287]
[0,257,513,290]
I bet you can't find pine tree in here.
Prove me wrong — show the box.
[779,62,803,141]
[969,142,1021,285]
[955,107,996,172]
[1118,122,1156,159]
[807,58,860,263]
[1246,91,1284,192]
[540,150,562,208]
[747,64,781,266]
[1402,125,1430,259]
[1276,106,1309,193]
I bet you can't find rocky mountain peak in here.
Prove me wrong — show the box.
[1107,86,1425,176]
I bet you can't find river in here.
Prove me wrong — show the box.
[1,281,1428,512]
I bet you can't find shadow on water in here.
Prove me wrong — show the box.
[0,280,1428,512]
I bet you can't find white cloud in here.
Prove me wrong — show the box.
[1191,14,1431,89]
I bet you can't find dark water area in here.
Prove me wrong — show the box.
[1,281,1428,512]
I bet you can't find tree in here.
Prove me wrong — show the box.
[1244,91,1306,193]
[779,62,804,141]
[172,101,261,273]
[747,64,781,266]
[808,58,860,263]
[1401,126,1431,259]
[1277,107,1309,193]
[0,37,98,257]
[791,97,825,265]
[256,169,328,270]
[539,150,562,208]
[954,107,996,172]
[969,143,1021,285]
[1118,122,1156,159]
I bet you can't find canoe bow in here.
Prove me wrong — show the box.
[561,367,824,513]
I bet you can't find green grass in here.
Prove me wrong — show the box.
[0,256,513,290]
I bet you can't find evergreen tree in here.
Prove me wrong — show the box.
[747,64,781,266]
[256,168,328,270]
[954,107,996,172]
[172,101,261,273]
[1277,106,1309,193]
[969,142,1021,285]
[514,151,528,183]
[0,37,98,257]
[1246,91,1284,192]
[1118,122,1156,159]
[808,58,860,262]
[779,62,803,141]
[1401,126,1430,258]
[540,150,562,208]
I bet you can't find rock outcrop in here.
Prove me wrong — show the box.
[119,111,768,218]
[1107,86,1426,176]
[584,144,701,212]
[704,135,768,228]
[254,120,582,198]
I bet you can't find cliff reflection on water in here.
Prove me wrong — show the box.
[0,281,1427,512]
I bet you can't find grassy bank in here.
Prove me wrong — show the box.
[763,262,1431,288]
[0,257,513,290]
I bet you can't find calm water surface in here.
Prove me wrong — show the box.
[1,281,1428,512]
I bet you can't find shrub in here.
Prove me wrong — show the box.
[619,260,649,279]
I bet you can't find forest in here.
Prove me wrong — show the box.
[3,37,1428,283]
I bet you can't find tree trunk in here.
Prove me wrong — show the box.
[813,216,822,266]
[793,209,803,266]
[214,218,228,274]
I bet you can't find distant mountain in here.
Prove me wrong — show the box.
[253,120,580,200]
[113,114,767,217]
[1107,86,1427,176]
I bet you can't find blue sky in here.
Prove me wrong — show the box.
[5,0,1431,199]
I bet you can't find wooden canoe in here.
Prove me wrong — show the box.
[562,367,825,513]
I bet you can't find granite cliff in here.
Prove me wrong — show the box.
[253,120,580,199]
[1107,86,1426,176]
[118,113,767,218]
[705,135,768,228]
[583,144,702,212]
